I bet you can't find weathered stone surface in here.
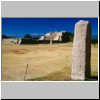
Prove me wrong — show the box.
[50,39,52,44]
[71,20,91,80]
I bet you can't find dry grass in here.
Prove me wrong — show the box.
[27,67,71,81]
[2,42,98,81]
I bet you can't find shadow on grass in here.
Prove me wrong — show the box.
[27,67,71,81]
[85,76,98,81]
[26,67,98,81]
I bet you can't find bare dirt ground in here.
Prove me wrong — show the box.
[2,43,98,81]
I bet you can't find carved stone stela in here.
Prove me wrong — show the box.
[72,20,91,80]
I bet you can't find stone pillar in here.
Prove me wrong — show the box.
[18,39,21,44]
[50,34,53,45]
[71,20,91,80]
[50,39,52,45]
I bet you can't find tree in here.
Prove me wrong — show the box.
[24,34,32,39]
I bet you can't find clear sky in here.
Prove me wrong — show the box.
[2,18,98,39]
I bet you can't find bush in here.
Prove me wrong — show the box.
[21,34,40,44]
[21,38,33,44]
[62,32,74,43]
[92,39,98,45]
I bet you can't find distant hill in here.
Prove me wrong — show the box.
[2,34,15,39]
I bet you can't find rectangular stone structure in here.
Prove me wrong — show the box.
[72,20,91,80]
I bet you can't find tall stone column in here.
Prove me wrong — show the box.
[50,34,53,45]
[71,20,91,80]
[50,38,53,45]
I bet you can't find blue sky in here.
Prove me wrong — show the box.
[2,18,98,39]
